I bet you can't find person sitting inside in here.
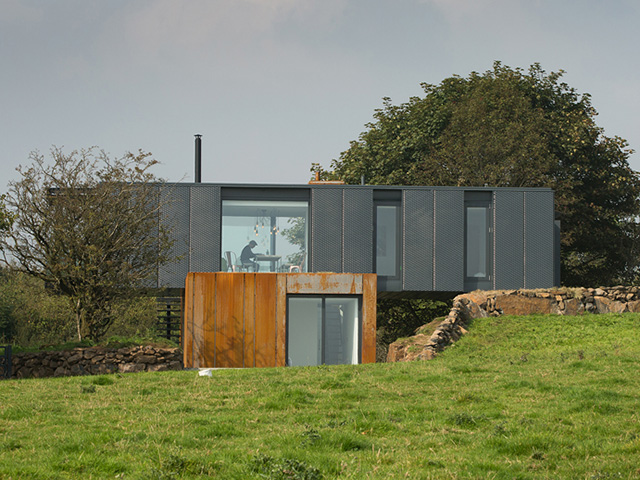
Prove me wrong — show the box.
[240,240,260,272]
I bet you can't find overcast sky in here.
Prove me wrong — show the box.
[2,0,639,189]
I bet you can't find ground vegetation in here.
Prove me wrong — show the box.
[1,313,639,478]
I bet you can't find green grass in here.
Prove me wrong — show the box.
[1,313,640,479]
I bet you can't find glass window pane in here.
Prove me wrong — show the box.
[324,298,359,365]
[222,200,308,272]
[376,206,398,276]
[287,296,360,366]
[287,297,322,366]
[466,206,487,278]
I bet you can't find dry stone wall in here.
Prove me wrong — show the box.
[10,345,182,379]
[387,286,640,363]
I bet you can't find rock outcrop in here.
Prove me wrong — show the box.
[387,286,640,362]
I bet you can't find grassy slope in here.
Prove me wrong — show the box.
[1,313,639,479]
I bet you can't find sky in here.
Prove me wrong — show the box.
[2,0,640,189]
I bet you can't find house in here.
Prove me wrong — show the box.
[158,182,559,368]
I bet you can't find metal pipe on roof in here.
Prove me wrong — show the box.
[194,134,202,183]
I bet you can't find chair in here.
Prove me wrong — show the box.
[224,251,246,272]
[284,251,306,273]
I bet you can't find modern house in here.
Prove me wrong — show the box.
[162,182,559,369]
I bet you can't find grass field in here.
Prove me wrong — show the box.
[1,313,639,479]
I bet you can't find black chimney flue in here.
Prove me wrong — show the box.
[194,134,202,183]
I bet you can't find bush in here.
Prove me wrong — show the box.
[0,269,163,348]
[0,269,75,346]
[104,296,158,339]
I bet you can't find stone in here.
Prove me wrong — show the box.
[563,298,584,316]
[69,364,89,376]
[495,295,555,316]
[16,368,32,379]
[90,355,105,364]
[119,363,146,374]
[627,300,640,313]
[147,364,169,372]
[167,361,183,370]
[137,355,157,365]
[593,296,627,313]
[66,353,83,365]
[416,349,436,361]
[386,344,405,363]
[91,363,118,375]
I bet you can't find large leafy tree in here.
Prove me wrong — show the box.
[1,147,174,341]
[318,63,640,286]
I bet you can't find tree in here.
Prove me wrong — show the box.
[1,147,174,341]
[318,62,640,286]
[0,194,13,239]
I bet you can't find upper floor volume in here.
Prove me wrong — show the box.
[157,183,559,295]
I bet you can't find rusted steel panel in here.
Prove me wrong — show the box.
[214,273,243,368]
[231,274,246,367]
[192,273,209,368]
[255,274,277,367]
[243,273,256,368]
[202,273,216,367]
[183,273,195,368]
[286,273,363,295]
[361,273,378,364]
[276,274,287,367]
[184,272,378,368]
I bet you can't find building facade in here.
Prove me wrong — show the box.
[159,183,558,296]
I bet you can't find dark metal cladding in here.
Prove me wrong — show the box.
[494,190,525,289]
[403,189,434,291]
[159,184,190,287]
[156,183,557,294]
[524,190,555,289]
[343,188,373,273]
[311,187,343,272]
[189,185,221,272]
[434,189,464,292]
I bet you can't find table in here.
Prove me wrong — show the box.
[255,254,282,272]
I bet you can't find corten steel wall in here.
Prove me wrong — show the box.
[160,184,557,293]
[183,272,377,369]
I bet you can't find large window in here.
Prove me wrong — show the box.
[287,296,361,366]
[464,192,492,290]
[221,200,308,272]
[376,205,399,277]
[466,206,488,278]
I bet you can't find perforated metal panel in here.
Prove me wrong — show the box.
[189,185,221,272]
[524,191,555,288]
[494,190,524,289]
[343,189,373,273]
[403,189,434,291]
[159,185,190,287]
[434,189,464,291]
[311,188,343,272]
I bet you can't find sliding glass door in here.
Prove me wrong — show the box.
[286,296,361,366]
